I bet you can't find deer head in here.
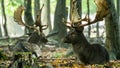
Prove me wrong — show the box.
[63,28,83,44]
[14,5,48,44]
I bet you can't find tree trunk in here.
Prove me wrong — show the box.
[105,0,120,60]
[42,0,52,35]
[53,0,67,47]
[87,0,91,39]
[76,0,82,16]
[116,0,120,30]
[116,0,120,19]
[0,25,2,37]
[116,0,120,59]
[96,22,99,39]
[24,0,34,33]
[1,0,8,37]
[34,0,40,19]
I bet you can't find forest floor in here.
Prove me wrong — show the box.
[0,33,110,68]
[0,46,120,68]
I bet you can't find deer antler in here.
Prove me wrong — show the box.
[93,0,109,21]
[64,0,109,29]
[14,6,38,31]
[74,15,90,23]
[35,4,48,33]
[62,18,72,29]
[14,6,25,26]
[77,0,109,27]
[35,4,44,27]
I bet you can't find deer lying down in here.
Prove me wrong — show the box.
[13,5,48,57]
[14,32,48,57]
[63,27,109,65]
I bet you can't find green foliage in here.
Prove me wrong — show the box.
[0,51,7,60]
[0,38,16,45]
[82,0,97,14]
[53,52,63,58]
[0,0,97,16]
[0,0,23,16]
[50,0,57,14]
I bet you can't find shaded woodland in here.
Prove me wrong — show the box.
[0,0,120,68]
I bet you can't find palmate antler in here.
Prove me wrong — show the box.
[14,5,48,33]
[64,0,109,28]
[14,6,38,31]
[78,0,109,27]
[14,6,25,26]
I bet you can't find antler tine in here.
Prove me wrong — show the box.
[78,13,108,27]
[62,18,73,29]
[73,15,90,24]
[14,6,38,31]
[69,15,90,28]
[35,4,48,33]
[42,25,48,30]
[35,4,44,27]
[77,16,102,27]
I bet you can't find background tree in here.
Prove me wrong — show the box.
[87,0,91,39]
[42,0,52,35]
[116,0,119,18]
[105,0,120,60]
[0,25,2,37]
[116,0,119,27]
[96,22,100,39]
[1,0,8,37]
[52,0,67,47]
[24,0,34,33]
[34,0,40,19]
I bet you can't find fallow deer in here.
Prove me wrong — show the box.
[63,0,109,65]
[13,5,48,57]
[63,25,109,65]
